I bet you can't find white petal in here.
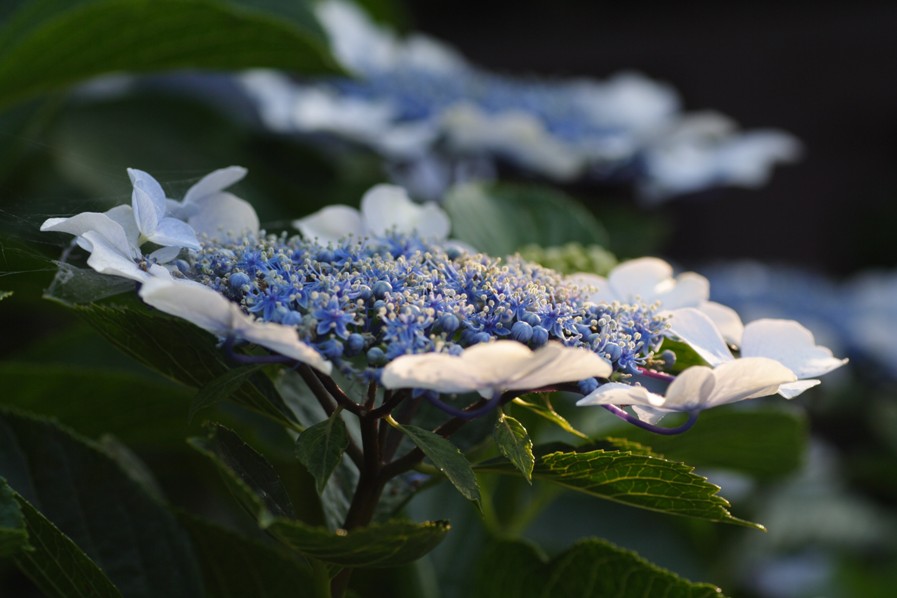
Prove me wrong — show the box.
[183,166,247,205]
[576,382,664,408]
[607,257,673,302]
[661,365,716,410]
[656,272,709,309]
[700,301,744,346]
[507,343,612,390]
[147,217,201,250]
[127,168,167,211]
[741,319,847,379]
[381,341,609,394]
[777,379,821,399]
[139,278,331,373]
[80,230,148,283]
[666,307,734,367]
[148,245,182,264]
[104,204,140,248]
[703,357,796,408]
[188,192,260,237]
[132,186,161,236]
[294,205,364,244]
[41,212,136,259]
[360,184,450,240]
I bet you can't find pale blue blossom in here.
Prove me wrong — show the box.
[239,0,800,202]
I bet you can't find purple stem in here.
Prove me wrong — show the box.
[636,367,676,383]
[602,404,698,435]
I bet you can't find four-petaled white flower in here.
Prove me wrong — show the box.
[294,184,451,244]
[380,340,612,396]
[570,256,744,345]
[668,308,848,398]
[41,167,258,282]
[577,356,797,423]
[139,277,332,374]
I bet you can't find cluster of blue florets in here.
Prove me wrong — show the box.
[332,70,637,147]
[179,232,667,383]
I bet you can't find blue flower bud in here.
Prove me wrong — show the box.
[531,325,549,347]
[604,342,623,362]
[366,346,387,365]
[436,313,460,334]
[281,311,303,326]
[229,272,251,289]
[519,311,541,326]
[510,320,533,343]
[373,280,393,299]
[346,333,366,356]
[577,377,599,394]
[318,339,344,359]
[660,349,676,369]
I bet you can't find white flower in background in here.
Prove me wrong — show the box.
[638,113,801,202]
[237,0,799,203]
[294,184,451,244]
[381,340,611,396]
[570,257,744,345]
[577,356,796,423]
[139,277,332,374]
[668,308,847,398]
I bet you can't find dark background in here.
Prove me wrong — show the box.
[407,1,897,275]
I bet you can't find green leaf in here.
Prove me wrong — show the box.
[189,423,296,521]
[295,412,350,494]
[0,477,28,557]
[179,513,315,597]
[474,538,725,598]
[478,447,762,529]
[0,290,11,301]
[0,409,204,597]
[269,518,451,569]
[444,182,609,256]
[67,300,297,427]
[392,422,481,508]
[0,361,192,448]
[611,407,808,479]
[0,0,340,110]
[190,423,450,568]
[190,364,268,421]
[492,413,534,483]
[14,496,122,598]
[511,396,590,441]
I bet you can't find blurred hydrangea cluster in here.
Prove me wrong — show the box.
[240,0,800,203]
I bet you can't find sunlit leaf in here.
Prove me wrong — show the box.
[492,412,534,483]
[392,422,481,508]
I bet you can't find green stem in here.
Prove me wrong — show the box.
[310,559,333,598]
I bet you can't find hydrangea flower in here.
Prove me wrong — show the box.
[239,0,799,203]
[43,167,839,433]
